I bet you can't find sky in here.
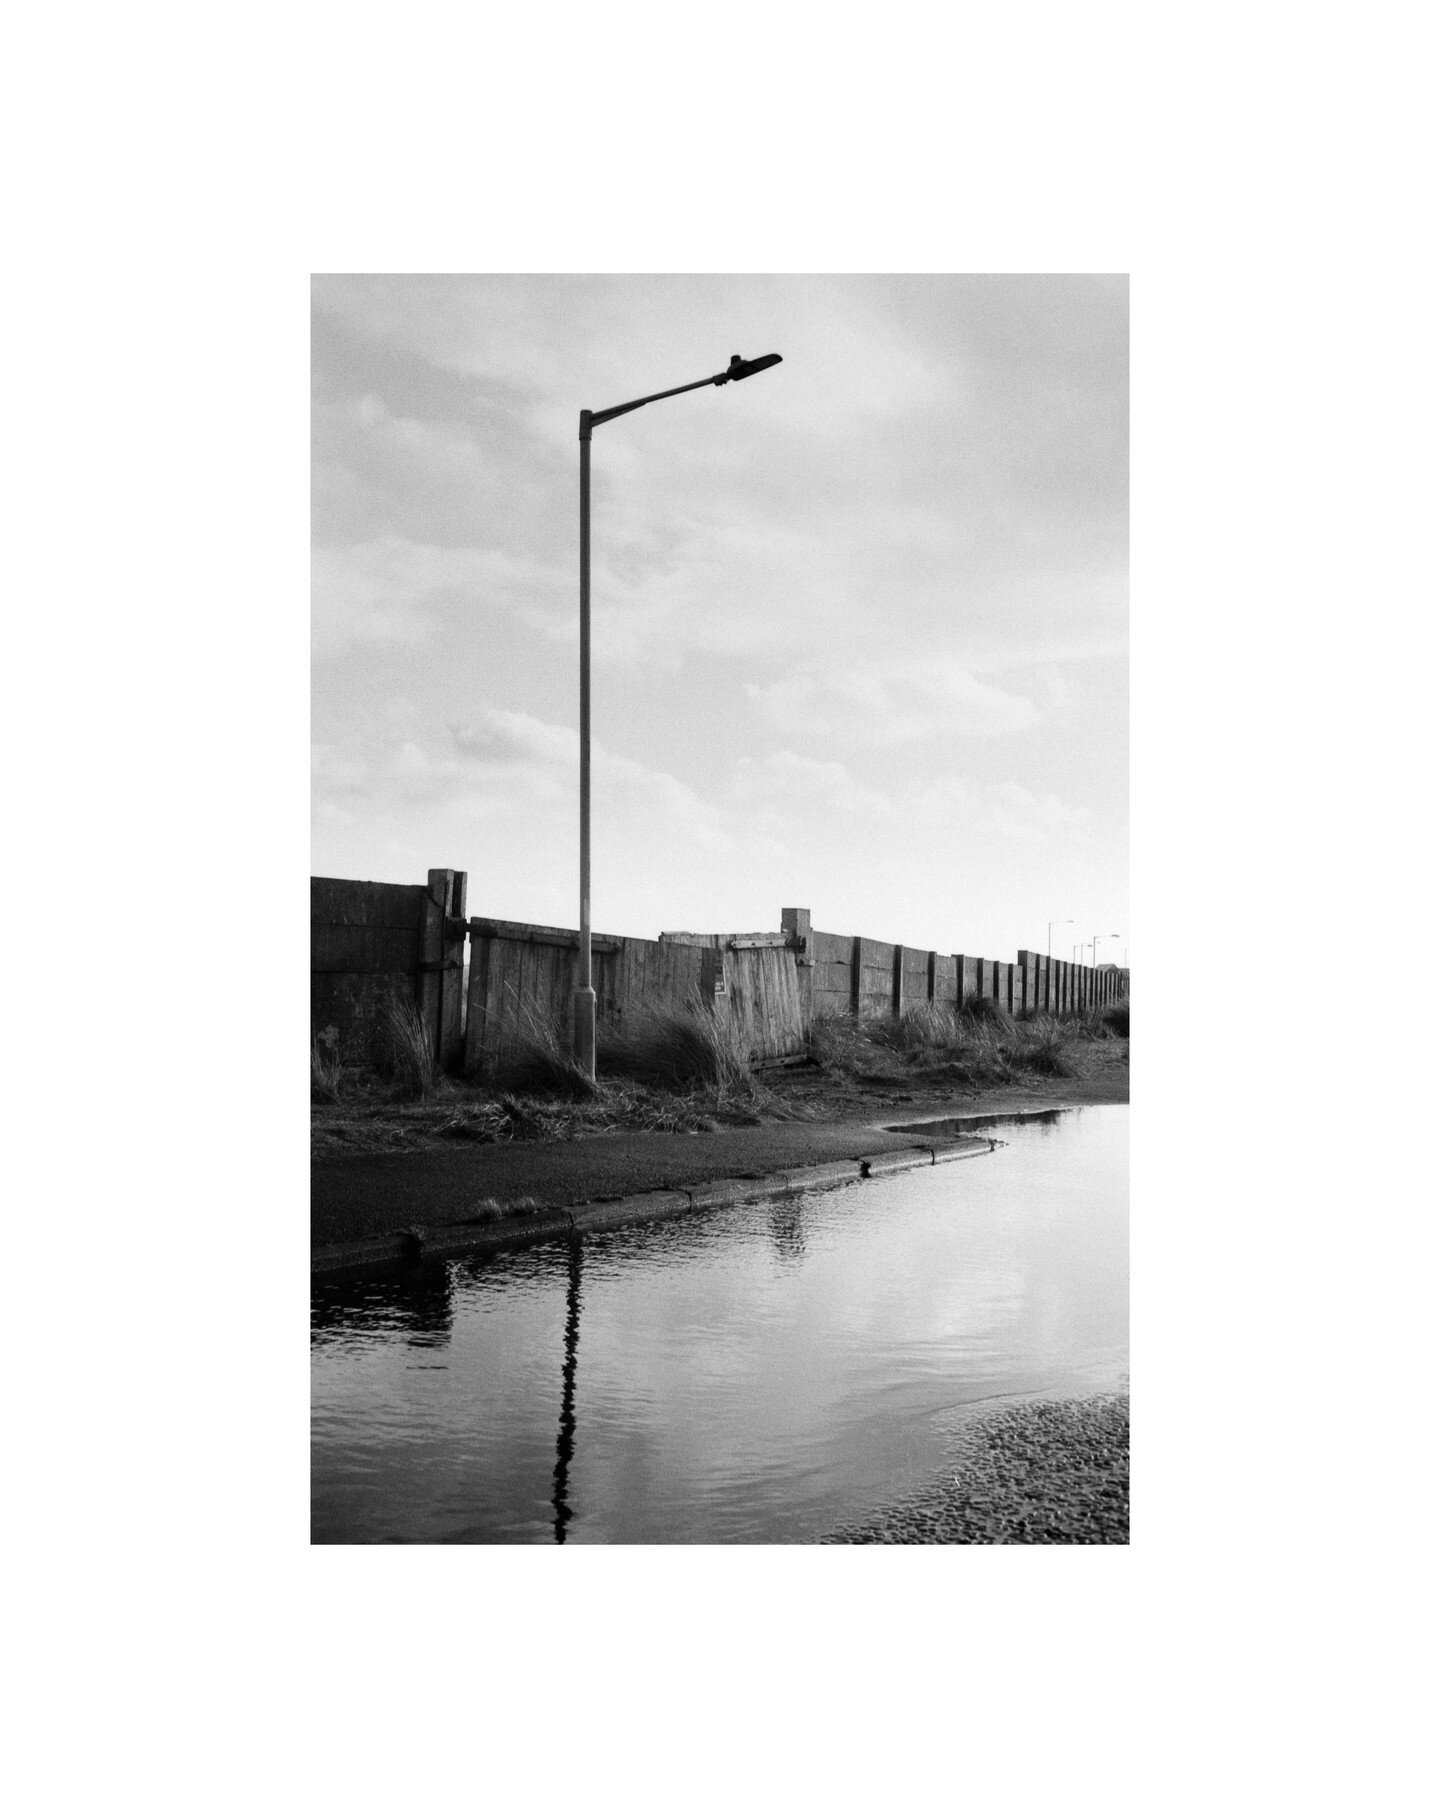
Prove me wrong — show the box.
[312,274,1127,965]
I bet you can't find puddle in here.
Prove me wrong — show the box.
[313,1104,1126,1544]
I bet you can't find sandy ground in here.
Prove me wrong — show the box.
[824,1393,1130,1545]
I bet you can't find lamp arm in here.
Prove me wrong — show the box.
[586,371,726,431]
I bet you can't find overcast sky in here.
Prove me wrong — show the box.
[312,274,1127,964]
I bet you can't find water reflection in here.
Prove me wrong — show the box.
[767,1199,807,1265]
[311,1260,455,1348]
[551,1239,583,1543]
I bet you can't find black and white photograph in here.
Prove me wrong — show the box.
[310,273,1130,1545]
[13,5,1432,1809]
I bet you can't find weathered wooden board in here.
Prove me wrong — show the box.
[311,877,426,928]
[312,971,415,1065]
[311,925,420,975]
[464,924,715,1073]
[312,875,435,1066]
[721,944,805,1059]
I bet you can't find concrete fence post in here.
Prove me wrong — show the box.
[892,944,904,1016]
[850,934,862,1022]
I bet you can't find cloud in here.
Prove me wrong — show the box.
[453,708,576,767]
[447,711,784,858]
[311,537,571,657]
[728,751,896,822]
[730,751,1091,848]
[746,664,1040,744]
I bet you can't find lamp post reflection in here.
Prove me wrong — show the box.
[551,1237,584,1544]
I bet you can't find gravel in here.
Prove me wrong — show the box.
[823,1392,1129,1545]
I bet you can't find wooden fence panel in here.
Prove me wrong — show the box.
[312,875,438,1066]
[722,944,805,1060]
[319,879,1132,1075]
[465,922,604,1073]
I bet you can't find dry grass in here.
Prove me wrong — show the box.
[959,995,1017,1034]
[383,995,438,1100]
[598,998,753,1095]
[312,989,1122,1158]
[313,996,775,1158]
[310,1028,343,1104]
[808,1002,1076,1084]
[488,1002,599,1100]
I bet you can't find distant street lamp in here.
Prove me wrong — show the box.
[574,353,784,1077]
[1088,933,1121,965]
[1048,919,1072,959]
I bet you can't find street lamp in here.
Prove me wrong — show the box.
[1048,919,1072,959]
[1088,933,1121,965]
[574,352,784,1076]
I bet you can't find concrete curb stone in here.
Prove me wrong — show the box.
[311,1136,997,1278]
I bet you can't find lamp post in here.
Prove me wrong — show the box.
[574,353,783,1077]
[1088,933,1121,965]
[1047,919,1072,959]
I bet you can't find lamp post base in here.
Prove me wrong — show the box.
[572,986,596,1080]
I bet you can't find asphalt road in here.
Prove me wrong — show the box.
[312,1119,944,1249]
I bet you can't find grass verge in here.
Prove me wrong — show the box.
[809,1003,1078,1084]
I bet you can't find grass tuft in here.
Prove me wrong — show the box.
[598,998,753,1094]
[383,995,438,1101]
[490,1003,598,1100]
[807,1010,877,1072]
[1101,1000,1130,1037]
[1006,1024,1075,1077]
[959,994,1016,1034]
[310,1029,343,1104]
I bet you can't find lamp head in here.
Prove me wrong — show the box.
[716,352,783,385]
